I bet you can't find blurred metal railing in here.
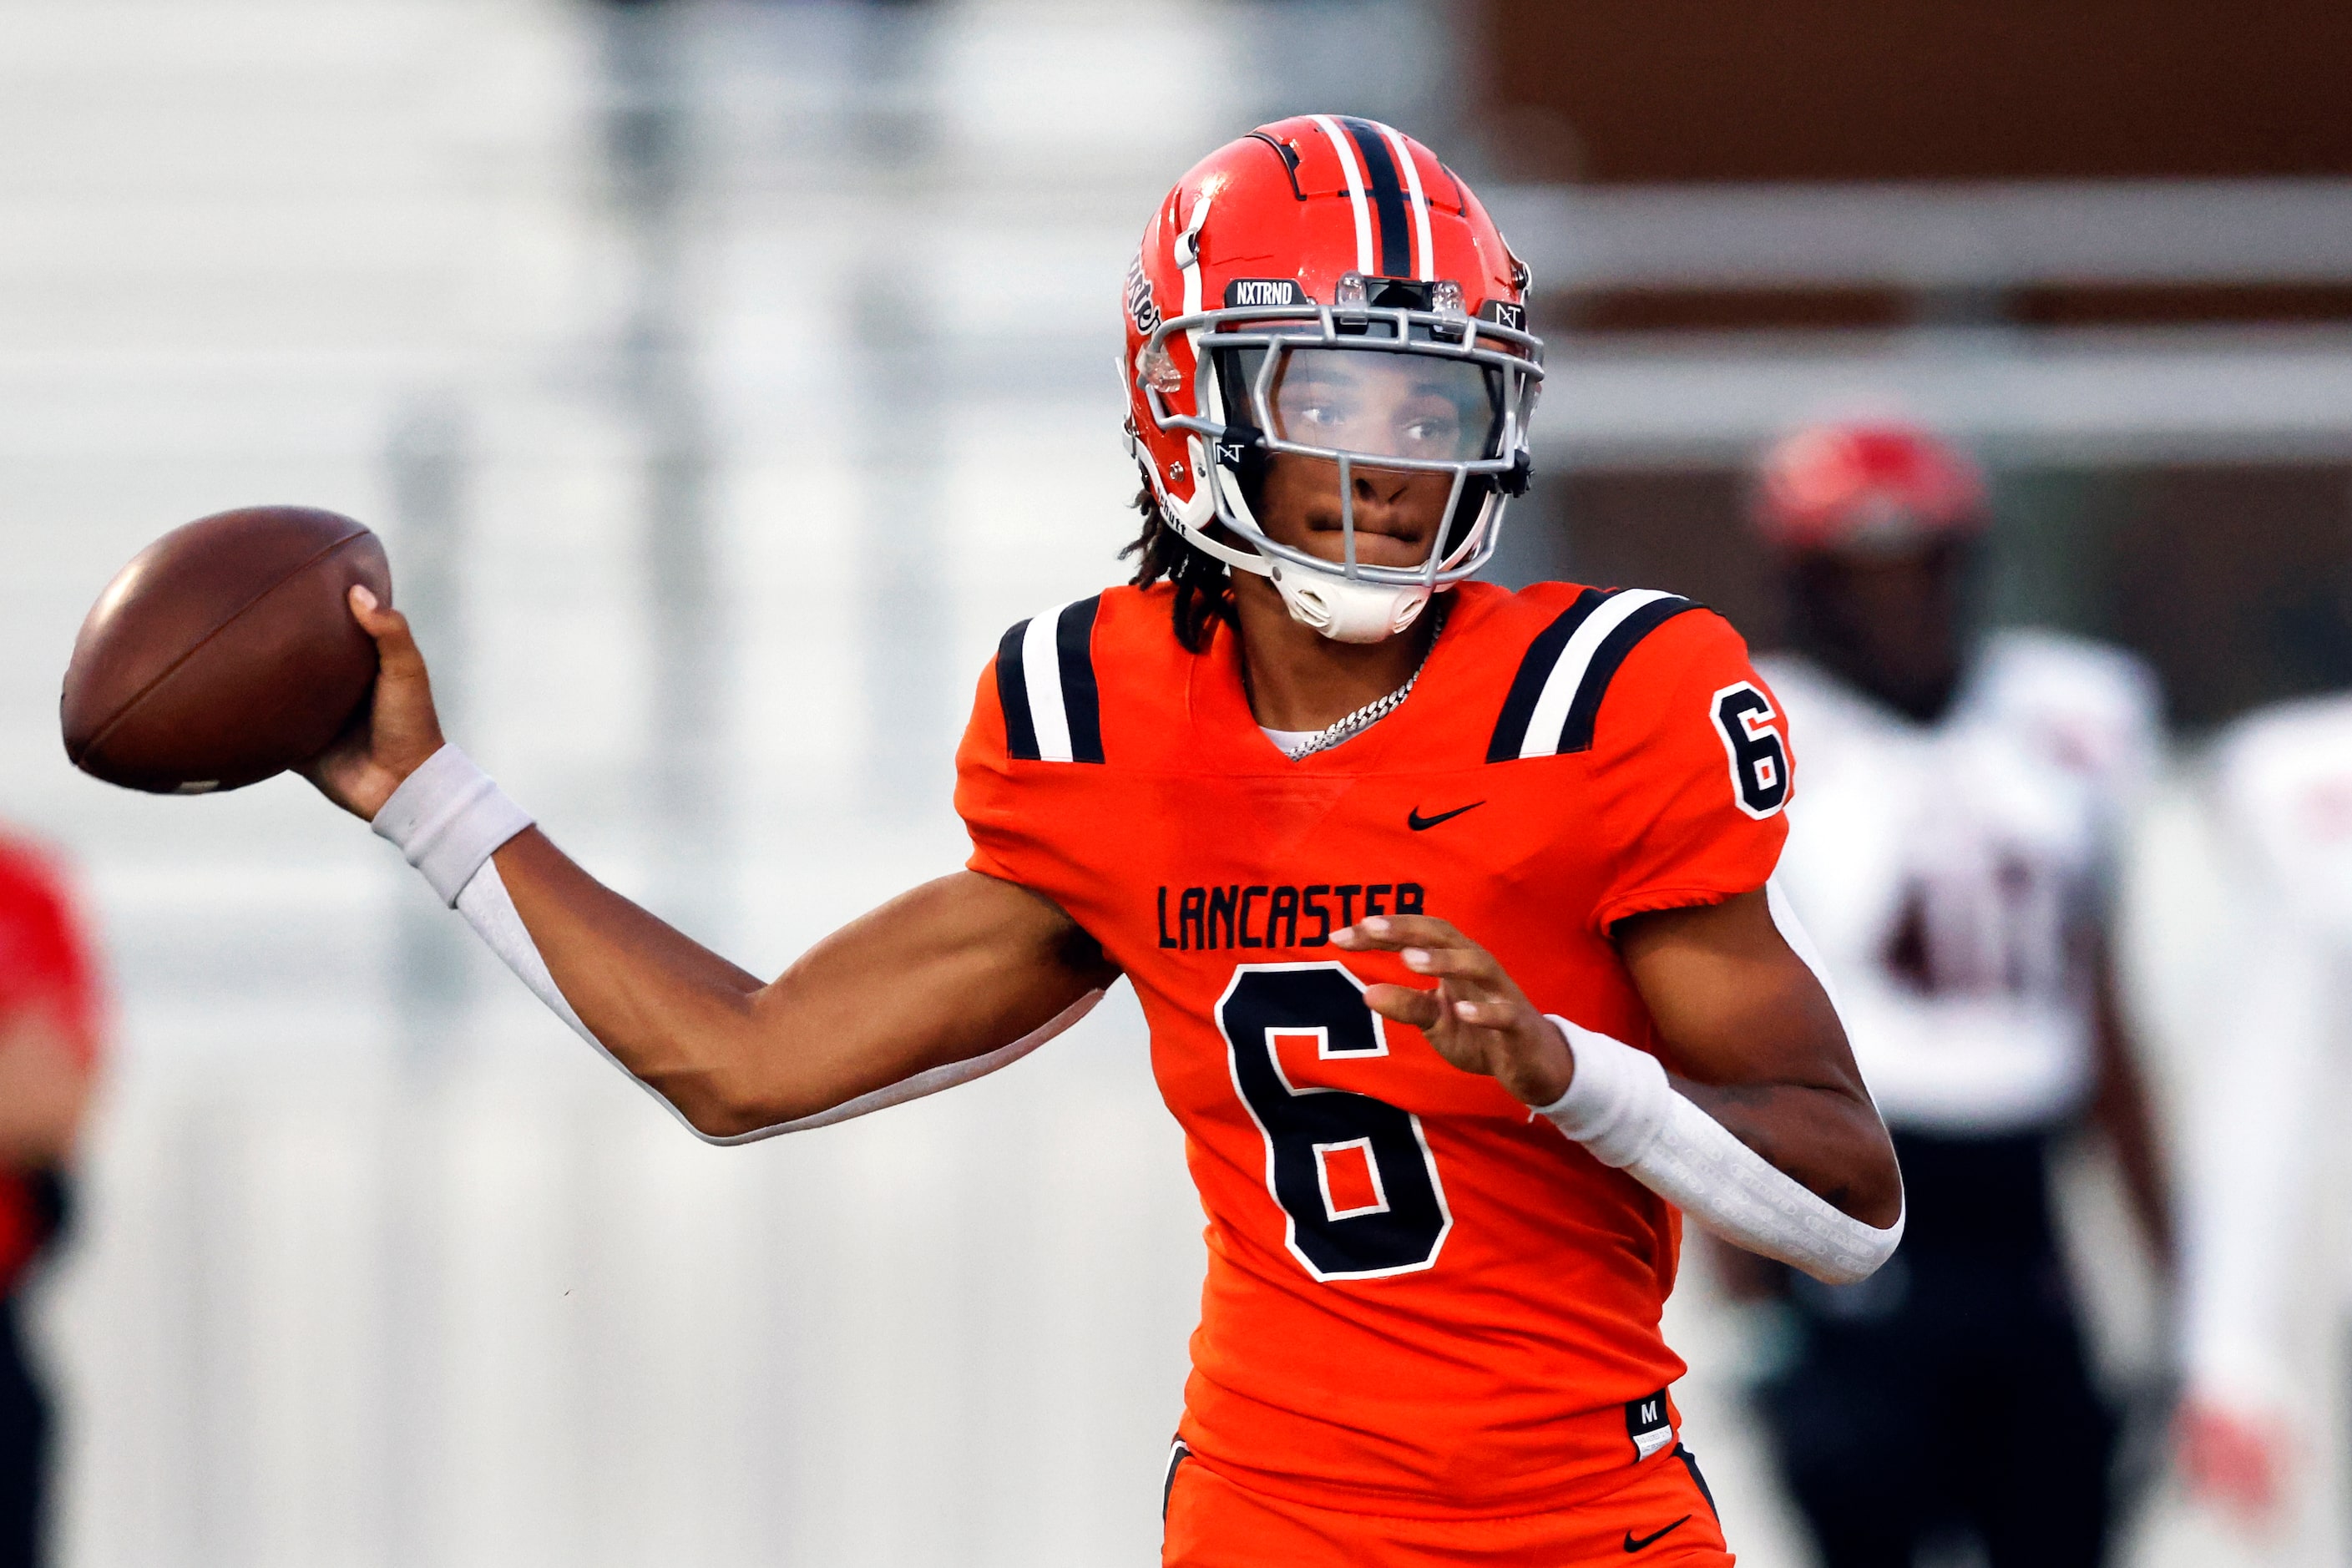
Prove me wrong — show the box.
[1494,180,2352,291]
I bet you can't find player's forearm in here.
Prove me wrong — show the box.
[489,845,1104,1136]
[1540,1018,1904,1285]
[490,828,782,1131]
[373,748,1112,1139]
[1604,887,1904,1258]
[368,748,915,1135]
[1671,1076,1901,1227]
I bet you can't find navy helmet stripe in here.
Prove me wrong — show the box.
[1055,595,1106,765]
[1340,116,1413,279]
[1555,597,1698,753]
[1485,588,1609,762]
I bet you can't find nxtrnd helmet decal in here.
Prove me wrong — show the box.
[1225,278,1308,308]
[1121,115,1545,645]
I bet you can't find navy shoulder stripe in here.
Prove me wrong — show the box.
[1556,595,1697,753]
[995,619,1039,761]
[1485,588,1610,763]
[994,594,1106,764]
[1486,589,1697,761]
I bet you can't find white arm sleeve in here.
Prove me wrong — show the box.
[2174,709,2352,1404]
[1536,1016,1904,1285]
[2176,898,2334,1402]
[376,744,1102,1145]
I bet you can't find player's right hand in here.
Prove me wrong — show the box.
[300,584,448,821]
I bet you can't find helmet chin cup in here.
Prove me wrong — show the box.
[1270,564,1432,644]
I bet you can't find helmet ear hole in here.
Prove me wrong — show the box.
[1208,346,1272,513]
[1221,424,1269,513]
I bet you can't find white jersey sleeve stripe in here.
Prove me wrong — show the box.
[1519,589,1682,760]
[1021,602,1075,763]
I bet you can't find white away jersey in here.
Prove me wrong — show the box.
[1758,630,2160,1136]
[2215,695,2352,940]
[2177,695,2352,1400]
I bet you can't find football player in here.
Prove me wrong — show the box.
[0,831,104,1568]
[2172,694,2352,1526]
[1738,422,2169,1568]
[305,119,1903,1565]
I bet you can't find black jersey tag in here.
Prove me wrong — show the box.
[1626,1388,1675,1460]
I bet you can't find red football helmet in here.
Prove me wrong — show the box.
[1124,115,1542,642]
[1752,422,1987,554]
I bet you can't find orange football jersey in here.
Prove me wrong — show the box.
[955,579,1791,1517]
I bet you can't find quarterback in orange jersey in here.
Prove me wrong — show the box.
[298,117,1903,1564]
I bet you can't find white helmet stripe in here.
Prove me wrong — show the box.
[1310,114,1375,276]
[1377,121,1436,281]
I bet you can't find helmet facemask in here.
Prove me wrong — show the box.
[1140,278,1541,643]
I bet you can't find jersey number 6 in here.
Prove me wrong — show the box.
[1216,964,1453,1282]
[1713,681,1790,819]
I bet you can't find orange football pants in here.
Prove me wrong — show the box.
[1162,1444,1733,1565]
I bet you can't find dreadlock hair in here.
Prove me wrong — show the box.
[1121,481,1237,654]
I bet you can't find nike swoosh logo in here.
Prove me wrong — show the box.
[1406,802,1485,832]
[1623,1515,1692,1552]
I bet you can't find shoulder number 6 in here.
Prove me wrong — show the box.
[1713,681,1789,818]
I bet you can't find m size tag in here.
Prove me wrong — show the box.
[1626,1388,1675,1460]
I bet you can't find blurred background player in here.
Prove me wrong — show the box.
[1735,422,2171,1567]
[2172,693,2352,1528]
[0,830,103,1568]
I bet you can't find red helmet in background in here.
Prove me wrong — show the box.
[1752,422,1988,554]
[1125,115,1542,642]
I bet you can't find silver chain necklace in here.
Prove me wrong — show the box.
[1277,600,1449,761]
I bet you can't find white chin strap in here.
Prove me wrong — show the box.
[1269,562,1432,643]
[1164,447,1437,645]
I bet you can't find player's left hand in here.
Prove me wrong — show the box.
[1333,915,1573,1108]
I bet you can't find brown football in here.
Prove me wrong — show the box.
[61,506,392,794]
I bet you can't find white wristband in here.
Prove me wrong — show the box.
[371,744,534,906]
[1535,1014,1674,1168]
[1538,1015,1904,1286]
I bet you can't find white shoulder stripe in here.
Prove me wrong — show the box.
[1021,604,1075,763]
[1518,589,1682,760]
[1377,121,1436,281]
[1310,113,1375,276]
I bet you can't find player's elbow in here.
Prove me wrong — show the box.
[654,1059,811,1144]
[673,1094,773,1143]
[1789,1196,1906,1287]
[1795,1252,1887,1289]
